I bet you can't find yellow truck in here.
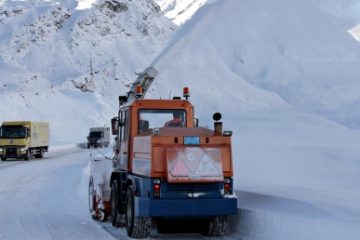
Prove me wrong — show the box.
[0,121,49,161]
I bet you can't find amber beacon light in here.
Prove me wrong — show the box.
[135,85,143,98]
[183,87,190,99]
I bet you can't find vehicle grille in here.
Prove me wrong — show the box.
[6,148,18,157]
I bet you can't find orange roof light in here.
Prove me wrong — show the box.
[183,87,190,99]
[135,85,143,98]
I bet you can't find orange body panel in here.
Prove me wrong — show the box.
[123,99,234,181]
[132,135,233,180]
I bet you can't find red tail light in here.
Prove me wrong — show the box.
[224,178,232,195]
[153,179,161,198]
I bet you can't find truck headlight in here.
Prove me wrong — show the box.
[0,148,3,153]
[20,148,27,153]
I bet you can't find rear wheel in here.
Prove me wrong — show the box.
[125,187,151,238]
[35,148,44,158]
[156,219,171,234]
[1,157,6,161]
[201,216,228,236]
[88,177,96,218]
[111,180,123,227]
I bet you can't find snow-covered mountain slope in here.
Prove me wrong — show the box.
[312,0,360,27]
[311,0,360,41]
[350,22,360,41]
[0,0,175,144]
[147,1,360,238]
[150,0,360,127]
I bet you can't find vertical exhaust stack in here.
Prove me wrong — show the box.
[213,112,222,136]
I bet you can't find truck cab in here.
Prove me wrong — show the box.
[0,121,49,161]
[89,87,237,238]
[87,127,110,148]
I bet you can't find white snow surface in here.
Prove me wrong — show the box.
[148,0,360,239]
[0,0,176,144]
[154,0,210,26]
[1,0,360,239]
[349,22,360,41]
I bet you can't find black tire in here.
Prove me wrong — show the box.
[35,148,44,159]
[201,216,228,236]
[156,219,170,234]
[111,180,123,227]
[24,150,30,161]
[125,187,151,238]
[87,143,90,149]
[1,157,6,161]
[88,176,96,217]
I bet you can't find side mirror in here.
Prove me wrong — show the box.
[193,118,199,127]
[111,117,119,135]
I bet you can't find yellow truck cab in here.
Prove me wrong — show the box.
[0,121,49,161]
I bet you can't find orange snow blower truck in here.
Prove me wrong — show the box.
[89,86,237,238]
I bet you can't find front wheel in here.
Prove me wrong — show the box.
[24,150,30,161]
[1,157,6,161]
[125,187,151,238]
[88,177,96,217]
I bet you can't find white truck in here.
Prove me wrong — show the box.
[87,127,110,148]
[0,121,49,161]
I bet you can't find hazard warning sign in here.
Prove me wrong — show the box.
[167,147,223,182]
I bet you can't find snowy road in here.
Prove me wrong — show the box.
[0,146,236,240]
[1,146,359,240]
[0,146,115,240]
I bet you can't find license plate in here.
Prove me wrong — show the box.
[184,136,200,145]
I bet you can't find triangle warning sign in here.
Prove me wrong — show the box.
[170,158,189,177]
[195,155,221,177]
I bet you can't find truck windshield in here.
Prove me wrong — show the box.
[138,109,186,133]
[0,126,27,139]
[89,131,102,138]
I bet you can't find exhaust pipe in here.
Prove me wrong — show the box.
[214,121,223,136]
[213,112,222,136]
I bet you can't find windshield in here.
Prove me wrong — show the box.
[0,125,27,139]
[89,131,102,138]
[138,109,186,133]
